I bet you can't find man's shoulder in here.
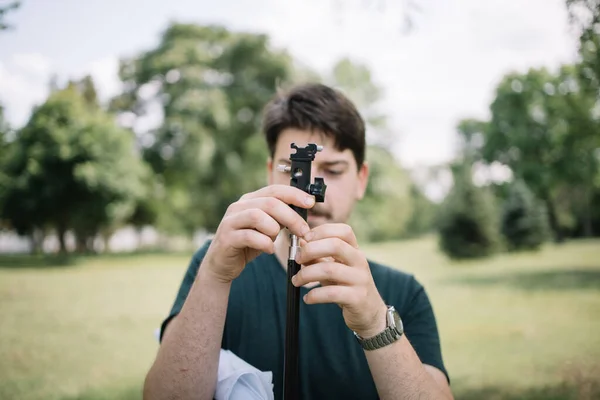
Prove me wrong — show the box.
[367,259,426,312]
[367,258,420,287]
[191,238,213,261]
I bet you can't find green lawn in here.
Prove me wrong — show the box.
[1,236,599,400]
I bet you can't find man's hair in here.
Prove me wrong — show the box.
[261,83,366,167]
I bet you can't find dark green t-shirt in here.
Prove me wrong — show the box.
[160,240,449,399]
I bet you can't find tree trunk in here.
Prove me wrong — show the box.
[582,187,594,237]
[29,228,45,254]
[75,231,87,253]
[57,224,68,254]
[544,196,563,243]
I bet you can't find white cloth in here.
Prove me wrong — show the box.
[153,328,274,400]
[215,349,275,400]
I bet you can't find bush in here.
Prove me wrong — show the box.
[500,179,550,251]
[437,164,501,260]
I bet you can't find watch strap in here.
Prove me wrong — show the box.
[355,326,403,351]
[354,305,404,351]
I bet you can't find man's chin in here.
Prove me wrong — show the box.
[307,215,329,229]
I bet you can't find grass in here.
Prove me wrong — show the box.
[1,236,599,399]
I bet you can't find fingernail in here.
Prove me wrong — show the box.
[291,275,297,286]
[304,231,313,241]
[305,196,315,206]
[303,294,308,303]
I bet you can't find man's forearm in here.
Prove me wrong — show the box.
[365,335,452,400]
[143,266,231,400]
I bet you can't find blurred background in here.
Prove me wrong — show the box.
[0,0,599,399]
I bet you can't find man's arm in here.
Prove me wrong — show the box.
[143,266,231,400]
[143,184,314,400]
[293,223,453,400]
[361,308,453,399]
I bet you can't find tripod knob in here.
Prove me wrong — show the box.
[308,177,327,203]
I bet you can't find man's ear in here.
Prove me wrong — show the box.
[266,157,274,185]
[356,160,369,200]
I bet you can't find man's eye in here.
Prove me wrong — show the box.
[327,170,343,175]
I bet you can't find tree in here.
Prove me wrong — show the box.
[327,58,393,147]
[0,1,20,31]
[1,78,148,253]
[566,0,600,99]
[500,179,550,251]
[482,65,600,240]
[323,58,414,241]
[349,145,414,242]
[436,163,501,260]
[110,23,294,236]
[456,118,487,162]
[404,183,438,237]
[0,104,14,231]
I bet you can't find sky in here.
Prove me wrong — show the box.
[0,0,580,171]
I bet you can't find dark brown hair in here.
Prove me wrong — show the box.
[261,83,366,167]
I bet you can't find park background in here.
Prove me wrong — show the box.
[1,0,599,399]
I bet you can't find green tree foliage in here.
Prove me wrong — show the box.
[500,179,550,251]
[0,104,13,230]
[349,145,413,242]
[566,0,600,98]
[110,23,293,235]
[482,65,600,240]
[0,1,20,31]
[0,78,148,253]
[328,58,392,147]
[323,57,417,241]
[456,118,486,162]
[437,163,501,260]
[404,184,438,238]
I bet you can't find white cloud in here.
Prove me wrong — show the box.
[0,0,580,169]
[85,56,122,103]
[11,52,53,77]
[0,55,51,127]
[246,0,578,167]
[0,54,122,128]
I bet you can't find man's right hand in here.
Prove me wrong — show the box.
[202,184,315,284]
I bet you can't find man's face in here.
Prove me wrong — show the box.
[267,128,369,229]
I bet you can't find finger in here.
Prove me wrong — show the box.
[296,237,359,266]
[227,208,281,241]
[298,239,333,266]
[303,285,357,307]
[304,223,358,248]
[292,262,360,287]
[230,229,275,254]
[301,257,333,268]
[240,184,316,211]
[229,197,310,238]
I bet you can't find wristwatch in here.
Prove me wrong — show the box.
[354,305,404,351]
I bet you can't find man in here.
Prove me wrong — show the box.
[143,83,453,400]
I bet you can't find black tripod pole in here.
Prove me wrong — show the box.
[284,234,302,400]
[279,143,326,400]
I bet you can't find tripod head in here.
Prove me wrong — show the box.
[277,143,327,207]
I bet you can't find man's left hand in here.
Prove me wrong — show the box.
[292,223,387,338]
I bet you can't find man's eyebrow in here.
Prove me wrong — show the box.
[277,159,349,167]
[321,160,349,167]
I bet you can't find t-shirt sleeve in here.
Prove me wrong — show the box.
[401,276,450,383]
[158,240,212,343]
